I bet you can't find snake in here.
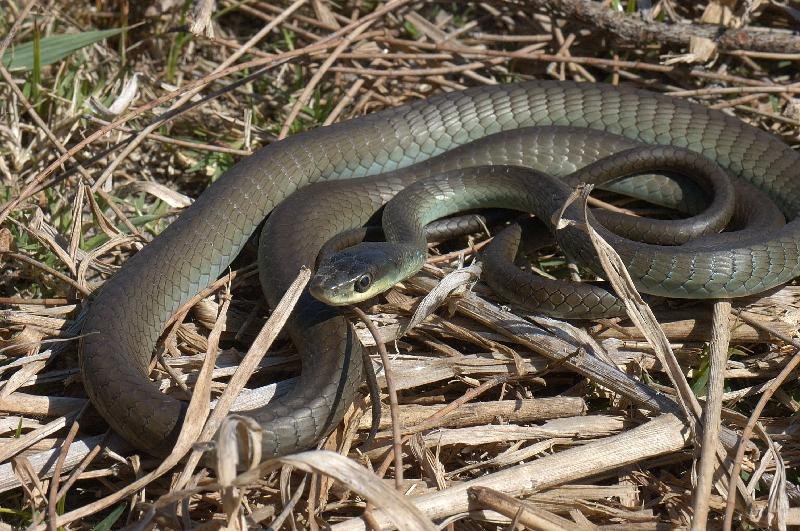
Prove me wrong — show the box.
[308,144,786,316]
[79,81,800,459]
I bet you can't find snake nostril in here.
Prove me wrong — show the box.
[308,276,326,296]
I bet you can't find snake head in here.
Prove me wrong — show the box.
[310,242,424,305]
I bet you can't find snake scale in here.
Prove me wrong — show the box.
[79,81,800,458]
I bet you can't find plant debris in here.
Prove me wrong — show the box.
[1,1,799,529]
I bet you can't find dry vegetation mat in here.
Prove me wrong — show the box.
[1,0,800,529]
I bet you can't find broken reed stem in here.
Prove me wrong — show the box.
[406,274,675,414]
[468,486,584,531]
[562,185,701,428]
[691,300,732,530]
[332,414,691,531]
[527,0,800,53]
[394,374,517,436]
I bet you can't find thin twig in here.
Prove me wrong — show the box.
[2,251,90,296]
[46,403,88,531]
[0,0,38,57]
[351,306,403,491]
[723,312,800,530]
[279,19,375,138]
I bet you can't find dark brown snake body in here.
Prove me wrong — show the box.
[79,81,800,458]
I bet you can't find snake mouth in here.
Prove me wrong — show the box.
[308,274,355,306]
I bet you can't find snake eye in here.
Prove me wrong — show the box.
[354,273,372,293]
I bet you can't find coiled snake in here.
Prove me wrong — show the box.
[79,81,800,458]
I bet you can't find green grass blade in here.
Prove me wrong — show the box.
[90,503,126,531]
[2,28,126,71]
[31,21,41,108]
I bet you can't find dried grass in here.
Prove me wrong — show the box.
[1,0,799,529]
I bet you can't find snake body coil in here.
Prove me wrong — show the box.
[80,81,800,457]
